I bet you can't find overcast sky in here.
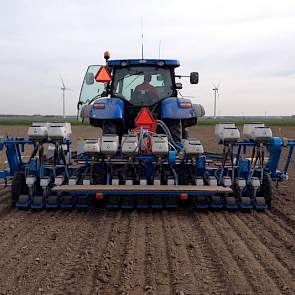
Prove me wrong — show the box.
[0,0,295,116]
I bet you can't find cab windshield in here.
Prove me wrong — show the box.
[112,66,174,106]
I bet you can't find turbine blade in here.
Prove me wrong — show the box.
[59,75,66,89]
[217,90,220,101]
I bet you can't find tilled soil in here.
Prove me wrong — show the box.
[0,125,294,295]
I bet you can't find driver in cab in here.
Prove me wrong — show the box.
[133,73,159,101]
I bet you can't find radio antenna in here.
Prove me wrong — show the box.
[141,18,144,59]
[158,40,162,59]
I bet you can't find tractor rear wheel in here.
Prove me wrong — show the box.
[166,120,182,143]
[11,171,27,206]
[102,121,117,134]
[165,120,188,143]
[102,120,125,141]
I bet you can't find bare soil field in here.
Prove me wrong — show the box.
[0,125,294,295]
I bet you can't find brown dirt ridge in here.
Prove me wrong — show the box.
[0,125,294,295]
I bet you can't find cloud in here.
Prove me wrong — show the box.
[0,0,295,115]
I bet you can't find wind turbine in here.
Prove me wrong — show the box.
[212,83,220,119]
[60,76,72,119]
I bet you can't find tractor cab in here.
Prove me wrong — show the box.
[78,52,203,140]
[109,59,183,106]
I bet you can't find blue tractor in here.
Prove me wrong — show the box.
[77,51,205,142]
[1,51,295,210]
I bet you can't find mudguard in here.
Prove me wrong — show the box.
[161,97,199,120]
[89,97,124,120]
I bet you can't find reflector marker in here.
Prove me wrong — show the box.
[95,66,112,83]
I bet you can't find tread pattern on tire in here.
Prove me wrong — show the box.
[261,172,272,207]
[11,171,27,206]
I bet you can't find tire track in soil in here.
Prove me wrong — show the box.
[0,210,65,292]
[265,210,295,236]
[255,212,295,248]
[118,211,138,294]
[14,211,84,294]
[162,211,204,294]
[268,207,295,229]
[46,210,116,295]
[0,210,79,294]
[91,211,131,295]
[65,210,118,295]
[274,197,295,215]
[0,189,9,201]
[176,211,227,294]
[238,212,295,275]
[274,195,295,213]
[0,206,14,220]
[0,209,40,240]
[87,210,123,294]
[210,212,284,294]
[143,211,157,295]
[0,186,9,195]
[143,211,154,294]
[194,212,259,294]
[148,210,171,290]
[0,191,45,239]
[0,210,50,266]
[144,211,173,295]
[223,213,295,294]
[127,211,146,295]
[161,210,203,295]
[0,191,13,218]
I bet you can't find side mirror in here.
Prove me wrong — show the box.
[190,72,199,84]
[175,82,183,89]
[77,101,82,110]
[85,73,94,85]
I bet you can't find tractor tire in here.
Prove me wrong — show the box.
[260,172,273,207]
[183,127,189,140]
[167,120,182,143]
[102,121,117,135]
[11,171,27,207]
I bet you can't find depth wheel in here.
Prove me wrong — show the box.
[11,171,27,207]
[260,172,272,208]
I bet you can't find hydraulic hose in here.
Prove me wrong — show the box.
[156,120,183,150]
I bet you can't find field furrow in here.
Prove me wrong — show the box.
[0,125,294,294]
[91,211,131,295]
[177,211,227,294]
[223,213,295,294]
[238,212,295,275]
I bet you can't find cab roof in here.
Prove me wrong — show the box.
[107,59,180,68]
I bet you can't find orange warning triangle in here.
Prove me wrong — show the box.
[95,66,112,83]
[135,107,157,132]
